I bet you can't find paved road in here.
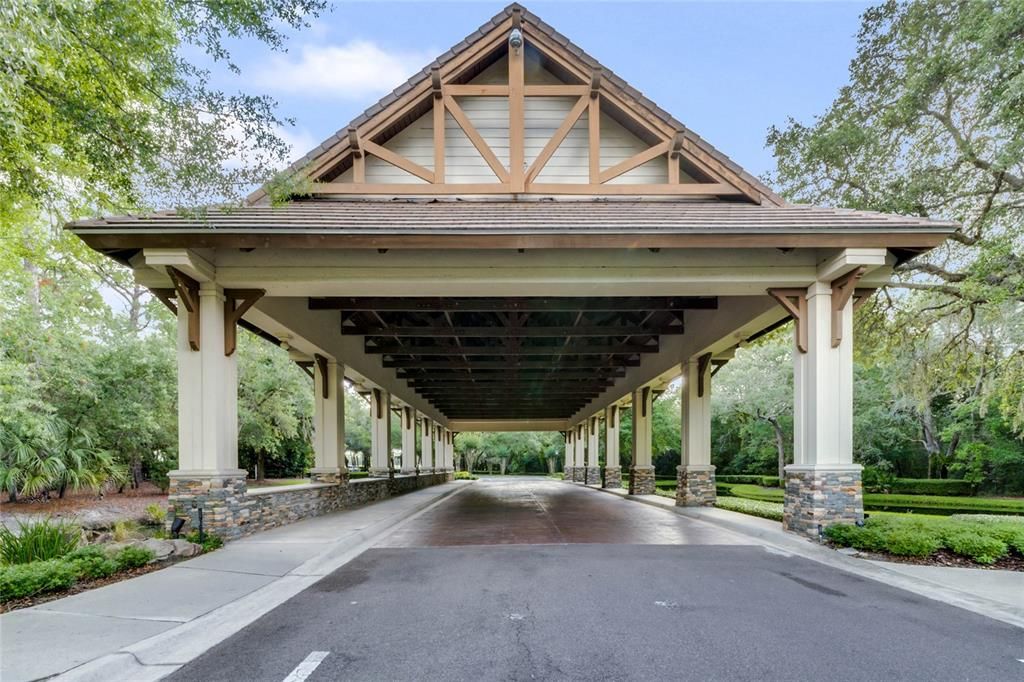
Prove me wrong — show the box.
[171,479,1023,681]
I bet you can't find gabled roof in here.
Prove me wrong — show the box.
[246,3,784,206]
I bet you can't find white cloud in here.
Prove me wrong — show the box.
[254,40,435,99]
[277,125,318,164]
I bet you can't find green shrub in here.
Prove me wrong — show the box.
[112,519,140,542]
[760,476,781,488]
[863,494,1024,515]
[0,518,80,564]
[949,514,1024,524]
[883,528,942,557]
[144,504,167,525]
[730,485,785,502]
[715,497,784,521]
[715,475,765,485]
[454,471,477,480]
[941,529,1007,564]
[66,546,119,580]
[716,483,735,496]
[890,479,975,496]
[0,559,78,599]
[349,471,369,479]
[113,546,154,569]
[186,530,223,553]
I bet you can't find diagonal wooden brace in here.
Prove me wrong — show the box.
[224,288,265,356]
[767,288,808,353]
[830,267,866,348]
[167,267,200,351]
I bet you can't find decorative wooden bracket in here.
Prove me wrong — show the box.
[767,288,808,353]
[641,386,650,418]
[314,354,329,398]
[609,404,617,424]
[405,406,413,429]
[591,416,597,435]
[589,69,602,99]
[223,288,264,356]
[167,267,200,351]
[431,67,443,99]
[372,387,382,417]
[149,288,177,315]
[296,362,314,381]
[830,267,866,348]
[348,127,364,182]
[696,352,712,398]
[711,358,729,378]
[853,287,877,311]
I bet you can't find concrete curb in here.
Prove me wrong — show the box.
[589,485,1024,630]
[53,481,473,681]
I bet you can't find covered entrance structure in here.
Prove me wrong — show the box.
[69,4,954,540]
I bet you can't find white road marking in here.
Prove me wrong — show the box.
[283,651,330,682]
[654,600,678,608]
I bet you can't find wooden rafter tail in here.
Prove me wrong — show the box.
[223,288,265,356]
[149,287,177,315]
[830,267,867,348]
[314,354,329,398]
[668,132,684,184]
[696,352,712,398]
[443,94,510,183]
[166,267,200,351]
[767,288,808,353]
[348,127,364,182]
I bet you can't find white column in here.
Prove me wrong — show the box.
[447,430,455,471]
[369,387,391,476]
[631,388,653,468]
[587,416,600,468]
[400,406,417,474]
[604,405,620,468]
[311,360,345,482]
[574,423,586,468]
[564,430,573,474]
[420,416,434,472]
[794,281,855,468]
[681,358,712,468]
[173,283,242,477]
[434,424,444,471]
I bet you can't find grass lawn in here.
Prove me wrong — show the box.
[726,484,1024,515]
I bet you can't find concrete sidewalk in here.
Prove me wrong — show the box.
[0,480,471,682]
[587,484,1024,628]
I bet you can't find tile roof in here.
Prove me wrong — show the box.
[70,199,957,234]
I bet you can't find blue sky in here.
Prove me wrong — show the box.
[213,1,873,180]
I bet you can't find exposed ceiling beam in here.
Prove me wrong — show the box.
[343,324,684,337]
[311,296,718,312]
[367,342,656,356]
[383,358,642,369]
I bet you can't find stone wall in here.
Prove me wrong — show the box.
[629,466,655,495]
[675,465,716,507]
[168,471,453,541]
[603,466,622,489]
[563,466,575,481]
[572,467,586,483]
[783,466,864,539]
[583,466,601,485]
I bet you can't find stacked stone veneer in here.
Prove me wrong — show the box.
[168,472,452,541]
[572,467,586,483]
[583,466,601,485]
[629,466,656,495]
[603,466,622,489]
[563,466,575,481]
[783,467,864,539]
[675,465,716,507]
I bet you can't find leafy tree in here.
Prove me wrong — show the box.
[1,0,326,221]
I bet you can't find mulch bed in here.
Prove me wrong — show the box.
[0,555,193,614]
[849,548,1024,572]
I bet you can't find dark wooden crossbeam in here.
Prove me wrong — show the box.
[344,324,682,337]
[385,358,642,369]
[397,367,626,379]
[312,296,717,312]
[407,378,614,387]
[368,342,656,356]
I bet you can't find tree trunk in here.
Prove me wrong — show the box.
[767,417,787,480]
[58,481,68,499]
[131,458,143,489]
[9,485,17,503]
[257,453,266,481]
[920,406,942,479]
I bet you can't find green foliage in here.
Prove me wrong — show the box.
[716,475,766,484]
[113,546,154,569]
[0,519,79,564]
[186,530,224,553]
[889,479,975,496]
[66,546,119,580]
[145,504,167,525]
[454,471,477,480]
[760,476,781,488]
[825,515,1022,564]
[729,483,1024,515]
[0,559,78,599]
[715,497,784,522]
[112,520,139,542]
[455,432,564,475]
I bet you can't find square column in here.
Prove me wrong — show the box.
[168,283,248,538]
[572,423,586,482]
[369,387,392,477]
[434,424,445,472]
[311,359,347,485]
[420,416,434,473]
[629,387,655,495]
[603,405,621,488]
[444,429,455,473]
[585,415,601,485]
[400,406,417,474]
[677,356,715,506]
[563,430,574,480]
[784,281,863,537]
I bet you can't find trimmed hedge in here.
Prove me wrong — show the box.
[826,515,1024,565]
[728,485,1024,515]
[715,497,784,521]
[716,475,766,485]
[887,479,975,496]
[0,545,156,601]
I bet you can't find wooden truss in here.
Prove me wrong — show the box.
[304,8,758,201]
[150,274,264,356]
[768,278,877,354]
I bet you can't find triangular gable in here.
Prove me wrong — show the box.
[250,4,783,206]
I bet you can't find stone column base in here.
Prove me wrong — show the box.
[368,468,393,478]
[583,466,601,485]
[784,465,864,539]
[309,468,348,485]
[419,467,434,475]
[562,466,574,481]
[675,465,716,507]
[572,467,586,483]
[167,470,251,540]
[629,466,656,495]
[603,466,622,489]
